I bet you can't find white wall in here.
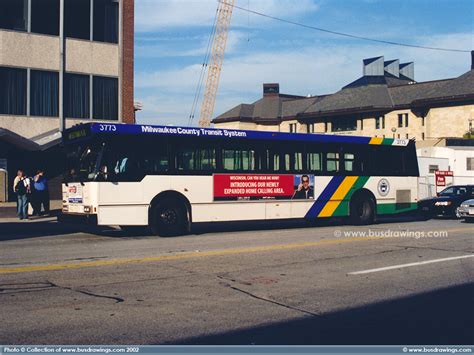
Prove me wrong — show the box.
[417,146,474,199]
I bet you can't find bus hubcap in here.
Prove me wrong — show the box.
[161,209,177,225]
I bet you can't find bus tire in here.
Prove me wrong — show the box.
[150,198,188,237]
[350,194,375,225]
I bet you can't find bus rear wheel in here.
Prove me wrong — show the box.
[150,199,188,237]
[350,195,375,225]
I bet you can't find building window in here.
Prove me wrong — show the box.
[324,121,328,133]
[332,118,357,132]
[422,116,425,126]
[0,66,27,115]
[31,0,60,36]
[93,0,119,44]
[398,114,403,128]
[289,123,297,133]
[467,158,474,171]
[65,73,90,119]
[93,76,118,120]
[0,0,27,31]
[429,165,439,173]
[65,0,90,40]
[422,132,425,140]
[405,113,409,127]
[375,115,385,129]
[406,134,409,139]
[30,70,59,117]
[360,119,364,130]
[307,123,315,133]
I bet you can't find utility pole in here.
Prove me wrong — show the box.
[59,0,66,133]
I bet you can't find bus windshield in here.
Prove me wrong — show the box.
[65,142,104,182]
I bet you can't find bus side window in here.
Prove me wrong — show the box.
[307,152,322,173]
[197,148,216,170]
[283,152,303,172]
[177,148,194,171]
[265,149,280,172]
[223,149,256,171]
[177,147,216,171]
[326,152,340,173]
[344,153,355,173]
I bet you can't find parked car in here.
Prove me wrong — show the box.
[418,185,474,218]
[456,199,474,222]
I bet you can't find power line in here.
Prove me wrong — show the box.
[224,1,470,53]
[188,7,219,126]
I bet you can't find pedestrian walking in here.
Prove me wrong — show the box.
[13,170,29,220]
[33,170,50,216]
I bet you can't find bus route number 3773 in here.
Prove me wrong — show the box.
[99,124,117,132]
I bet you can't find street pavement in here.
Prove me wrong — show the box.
[0,216,473,345]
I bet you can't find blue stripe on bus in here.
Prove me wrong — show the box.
[87,123,373,145]
[304,175,345,219]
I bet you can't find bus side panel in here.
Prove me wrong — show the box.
[96,177,171,225]
[97,205,149,225]
[364,176,418,215]
[192,202,266,222]
[168,176,213,204]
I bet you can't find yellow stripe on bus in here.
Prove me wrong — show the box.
[318,176,358,217]
[369,137,384,145]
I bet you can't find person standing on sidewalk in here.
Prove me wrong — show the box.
[13,170,29,220]
[33,170,50,216]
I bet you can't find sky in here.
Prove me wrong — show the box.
[134,0,474,126]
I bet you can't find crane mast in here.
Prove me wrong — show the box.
[198,0,234,128]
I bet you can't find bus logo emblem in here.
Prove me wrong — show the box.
[378,179,390,196]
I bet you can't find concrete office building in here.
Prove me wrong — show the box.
[0,0,135,201]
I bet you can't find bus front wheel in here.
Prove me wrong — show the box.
[150,199,188,237]
[350,195,375,225]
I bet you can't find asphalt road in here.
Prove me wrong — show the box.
[0,217,473,345]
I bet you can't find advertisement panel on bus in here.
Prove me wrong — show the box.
[214,174,315,201]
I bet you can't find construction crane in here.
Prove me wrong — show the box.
[198,0,235,128]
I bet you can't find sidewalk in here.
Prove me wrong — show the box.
[0,200,62,219]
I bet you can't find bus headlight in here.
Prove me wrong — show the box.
[83,206,92,213]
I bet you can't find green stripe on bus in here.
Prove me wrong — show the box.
[382,138,394,145]
[376,202,418,214]
[332,176,370,217]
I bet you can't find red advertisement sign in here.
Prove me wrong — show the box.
[436,175,446,187]
[214,174,297,200]
[435,170,453,177]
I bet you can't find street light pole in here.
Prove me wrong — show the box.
[59,0,65,133]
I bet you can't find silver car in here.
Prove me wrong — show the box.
[456,199,474,221]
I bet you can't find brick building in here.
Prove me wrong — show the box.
[0,0,134,201]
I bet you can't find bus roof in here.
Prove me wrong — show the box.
[63,122,411,147]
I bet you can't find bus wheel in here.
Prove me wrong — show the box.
[350,195,375,225]
[150,199,188,237]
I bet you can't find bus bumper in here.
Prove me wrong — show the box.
[58,213,98,225]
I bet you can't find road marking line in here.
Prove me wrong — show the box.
[348,254,474,275]
[0,236,382,274]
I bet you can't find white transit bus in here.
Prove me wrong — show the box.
[62,123,419,236]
